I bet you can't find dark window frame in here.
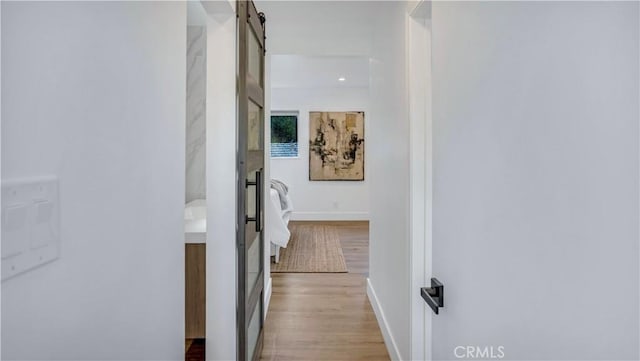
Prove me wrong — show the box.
[270,111,299,158]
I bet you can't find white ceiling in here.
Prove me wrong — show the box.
[270,55,370,89]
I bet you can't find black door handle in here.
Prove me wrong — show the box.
[245,169,262,232]
[255,169,262,232]
[421,278,444,315]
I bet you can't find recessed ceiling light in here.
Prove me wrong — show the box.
[338,77,346,82]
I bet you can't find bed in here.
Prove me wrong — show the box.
[268,180,293,263]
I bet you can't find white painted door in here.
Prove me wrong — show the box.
[428,2,639,360]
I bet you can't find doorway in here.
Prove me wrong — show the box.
[185,0,209,359]
[258,1,386,360]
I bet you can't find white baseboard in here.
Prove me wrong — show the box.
[264,277,272,320]
[290,211,369,221]
[367,278,403,361]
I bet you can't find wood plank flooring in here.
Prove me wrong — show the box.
[261,221,389,361]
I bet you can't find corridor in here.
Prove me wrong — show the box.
[261,222,389,361]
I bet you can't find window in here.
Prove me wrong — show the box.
[270,112,298,158]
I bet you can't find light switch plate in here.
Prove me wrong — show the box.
[2,204,29,258]
[2,176,60,281]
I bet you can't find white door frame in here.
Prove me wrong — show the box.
[408,1,433,360]
[203,1,237,360]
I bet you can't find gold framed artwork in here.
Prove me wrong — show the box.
[309,111,365,181]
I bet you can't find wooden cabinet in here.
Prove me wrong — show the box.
[185,244,206,339]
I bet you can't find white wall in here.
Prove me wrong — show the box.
[1,2,3,357]
[264,50,273,320]
[407,2,432,360]
[367,2,411,360]
[204,1,237,360]
[259,1,372,57]
[271,86,370,220]
[262,3,374,222]
[1,2,186,360]
[431,2,639,360]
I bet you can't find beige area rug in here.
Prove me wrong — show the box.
[271,224,348,273]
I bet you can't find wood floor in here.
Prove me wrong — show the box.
[260,221,390,361]
[185,338,205,361]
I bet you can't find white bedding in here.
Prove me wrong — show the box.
[268,188,293,248]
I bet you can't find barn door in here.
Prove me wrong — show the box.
[236,1,266,361]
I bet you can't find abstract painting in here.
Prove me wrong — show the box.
[309,111,365,181]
